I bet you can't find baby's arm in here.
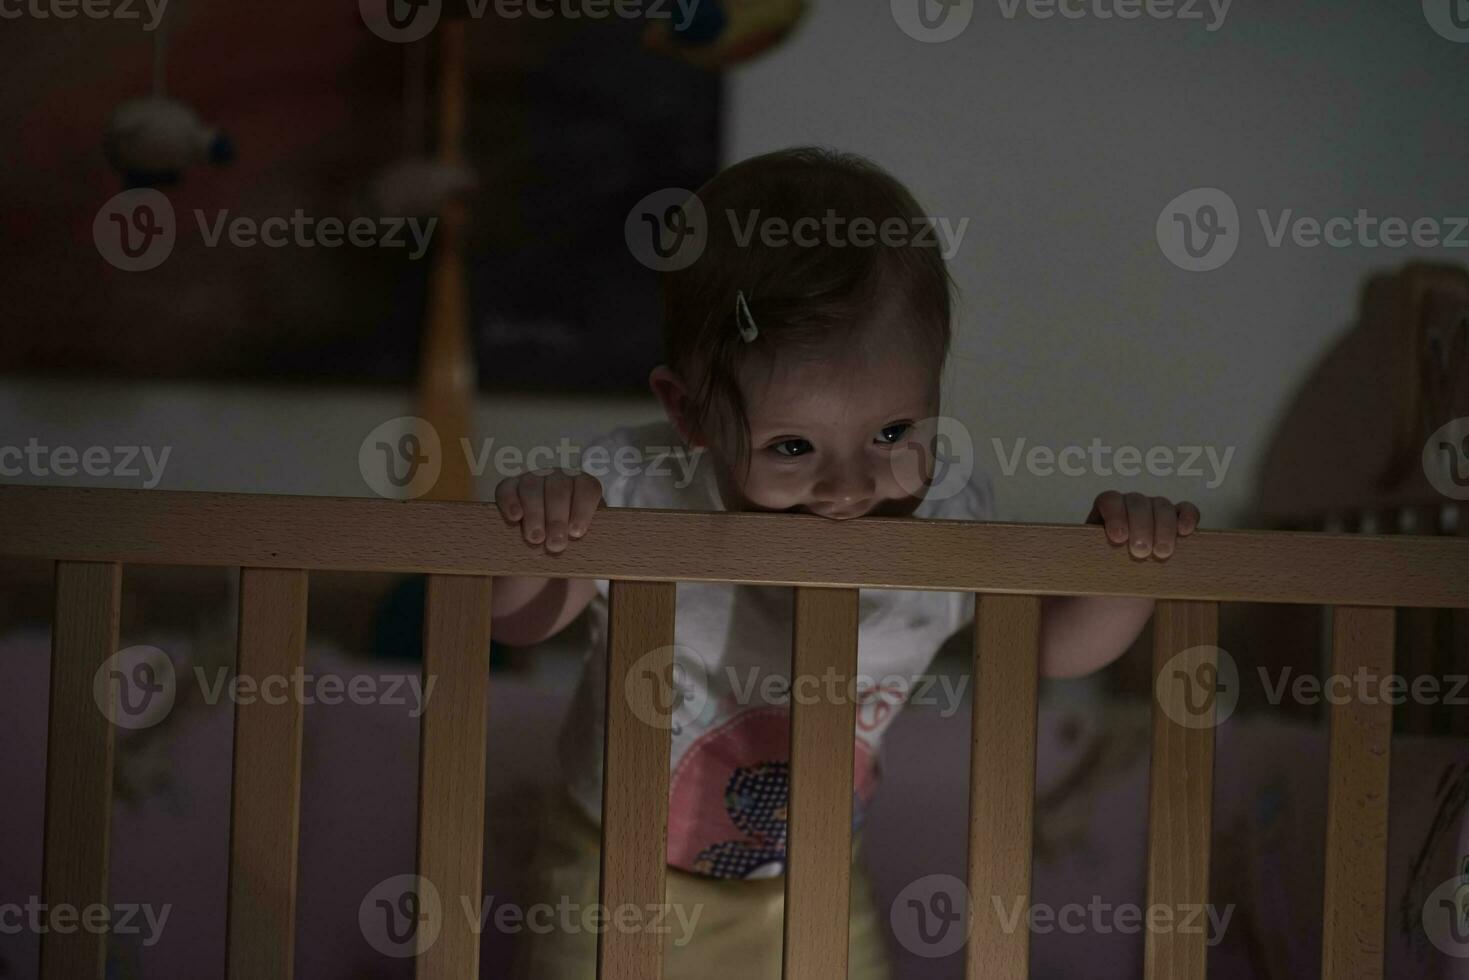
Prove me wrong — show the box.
[1038,491,1201,679]
[489,470,603,646]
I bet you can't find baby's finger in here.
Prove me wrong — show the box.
[1152,497,1178,559]
[1125,492,1153,558]
[541,472,574,553]
[495,478,523,523]
[569,473,603,538]
[518,474,547,546]
[1177,501,1202,535]
[1092,491,1129,545]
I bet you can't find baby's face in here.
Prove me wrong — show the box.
[715,332,943,520]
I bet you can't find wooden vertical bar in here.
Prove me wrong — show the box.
[1321,606,1395,980]
[598,580,677,980]
[226,568,309,980]
[39,561,122,980]
[782,587,861,980]
[1145,599,1219,980]
[966,593,1041,980]
[415,574,494,978]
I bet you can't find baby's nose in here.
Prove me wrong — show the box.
[813,458,877,507]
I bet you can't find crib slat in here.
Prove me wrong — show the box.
[966,594,1041,980]
[11,486,1469,609]
[39,561,121,980]
[599,580,677,980]
[1321,606,1395,980]
[783,587,861,980]
[226,568,309,980]
[1144,600,1219,980]
[416,575,494,978]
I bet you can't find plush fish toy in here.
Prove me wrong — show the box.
[104,96,234,188]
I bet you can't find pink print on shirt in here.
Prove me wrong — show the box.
[667,705,878,879]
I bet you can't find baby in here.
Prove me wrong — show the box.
[498,147,1199,980]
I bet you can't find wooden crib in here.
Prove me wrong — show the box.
[4,484,1468,980]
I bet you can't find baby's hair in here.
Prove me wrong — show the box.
[659,146,955,467]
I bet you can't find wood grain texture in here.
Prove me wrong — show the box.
[598,580,676,980]
[39,561,121,980]
[2,486,1468,607]
[966,594,1040,980]
[226,568,309,980]
[783,588,860,980]
[1321,606,1395,980]
[1144,600,1220,980]
[415,575,493,978]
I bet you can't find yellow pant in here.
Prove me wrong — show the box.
[510,786,895,980]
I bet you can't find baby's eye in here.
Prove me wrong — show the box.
[770,438,814,458]
[876,423,911,445]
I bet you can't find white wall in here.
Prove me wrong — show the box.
[0,378,659,499]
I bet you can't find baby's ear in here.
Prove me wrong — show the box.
[648,365,704,447]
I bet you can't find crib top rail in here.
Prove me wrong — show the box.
[0,483,1465,607]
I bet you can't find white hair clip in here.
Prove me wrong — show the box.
[735,289,759,343]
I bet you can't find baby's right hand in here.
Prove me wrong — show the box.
[495,469,604,555]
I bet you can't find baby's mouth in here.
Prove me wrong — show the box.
[822,498,924,520]
[788,502,881,520]
[770,497,919,520]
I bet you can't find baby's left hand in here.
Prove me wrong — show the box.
[1087,491,1200,560]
